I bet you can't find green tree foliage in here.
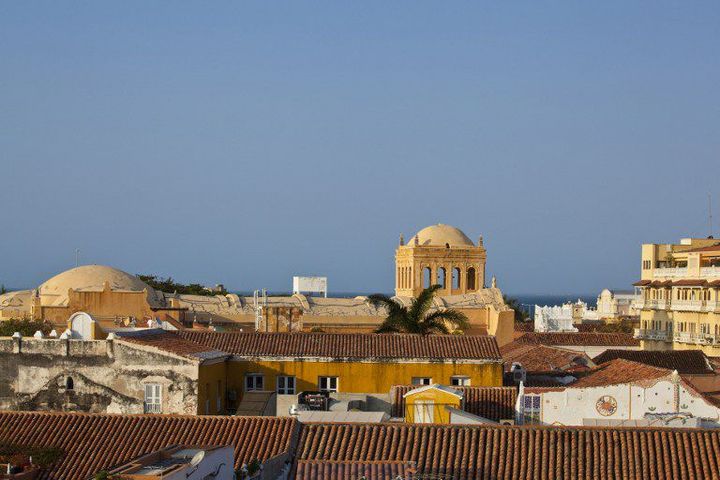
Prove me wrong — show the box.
[503,295,529,322]
[369,285,469,335]
[137,275,227,296]
[0,319,53,337]
[0,284,7,295]
[0,444,63,468]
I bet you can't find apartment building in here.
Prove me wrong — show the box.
[633,237,720,353]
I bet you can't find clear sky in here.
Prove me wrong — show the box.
[1,2,719,295]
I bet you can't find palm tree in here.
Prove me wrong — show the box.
[369,284,469,335]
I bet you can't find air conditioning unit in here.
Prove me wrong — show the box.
[499,419,515,426]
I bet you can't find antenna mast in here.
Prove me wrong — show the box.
[710,194,714,238]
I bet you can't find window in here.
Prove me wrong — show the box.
[412,377,432,386]
[452,268,461,289]
[522,394,541,425]
[423,267,432,288]
[277,376,296,395]
[413,400,434,423]
[466,267,476,291]
[450,376,470,386]
[245,374,264,392]
[216,380,223,412]
[65,377,74,391]
[144,384,162,414]
[438,267,447,288]
[318,376,338,392]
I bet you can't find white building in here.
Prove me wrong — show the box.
[596,288,642,320]
[534,300,599,332]
[517,358,720,427]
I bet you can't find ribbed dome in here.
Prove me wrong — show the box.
[411,224,475,247]
[38,265,154,306]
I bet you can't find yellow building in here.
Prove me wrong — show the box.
[122,330,505,415]
[402,384,464,423]
[633,237,720,354]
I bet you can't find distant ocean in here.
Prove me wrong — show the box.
[234,291,597,312]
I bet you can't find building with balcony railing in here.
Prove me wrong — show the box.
[634,237,720,354]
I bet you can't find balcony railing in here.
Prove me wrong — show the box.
[701,266,720,278]
[634,329,669,341]
[706,301,720,313]
[653,267,687,278]
[652,266,720,279]
[672,300,704,312]
[648,299,669,309]
[673,332,719,345]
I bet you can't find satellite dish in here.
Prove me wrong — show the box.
[190,451,205,468]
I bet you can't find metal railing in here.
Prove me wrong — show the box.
[634,329,669,341]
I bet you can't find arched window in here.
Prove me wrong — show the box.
[467,267,476,291]
[452,268,461,289]
[438,267,447,288]
[66,377,74,391]
[423,267,432,288]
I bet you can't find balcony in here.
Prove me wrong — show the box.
[634,329,669,341]
[672,300,704,312]
[706,301,720,313]
[652,266,720,279]
[646,299,669,310]
[701,266,720,278]
[653,267,687,278]
[673,332,719,345]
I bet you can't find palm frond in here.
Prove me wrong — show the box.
[408,285,441,323]
[422,309,469,332]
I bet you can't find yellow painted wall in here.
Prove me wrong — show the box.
[226,360,501,399]
[197,362,228,415]
[404,388,462,424]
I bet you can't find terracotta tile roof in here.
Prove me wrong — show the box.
[594,349,714,374]
[294,460,415,480]
[673,279,708,287]
[515,332,640,347]
[174,331,502,361]
[513,321,534,333]
[116,331,227,360]
[571,359,671,388]
[0,412,297,480]
[390,386,517,421]
[633,279,652,286]
[294,423,720,480]
[501,343,594,373]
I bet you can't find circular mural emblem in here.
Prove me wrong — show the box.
[596,395,618,416]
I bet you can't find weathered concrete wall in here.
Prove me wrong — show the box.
[0,338,199,415]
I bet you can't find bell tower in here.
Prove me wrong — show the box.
[395,224,487,297]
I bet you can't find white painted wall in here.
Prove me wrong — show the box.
[532,379,719,426]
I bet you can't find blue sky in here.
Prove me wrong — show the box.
[1,2,719,295]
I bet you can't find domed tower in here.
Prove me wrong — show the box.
[395,224,487,297]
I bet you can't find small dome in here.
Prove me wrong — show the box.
[411,224,475,247]
[38,265,155,306]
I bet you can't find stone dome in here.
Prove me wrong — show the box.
[411,224,475,247]
[38,265,155,306]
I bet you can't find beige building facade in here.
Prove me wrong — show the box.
[0,224,515,345]
[395,224,486,297]
[633,237,720,354]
